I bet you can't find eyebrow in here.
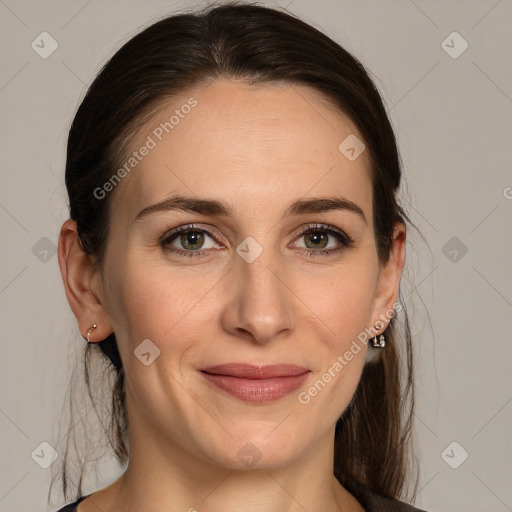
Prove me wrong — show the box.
[134,195,367,224]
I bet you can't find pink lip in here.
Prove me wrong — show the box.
[200,363,310,403]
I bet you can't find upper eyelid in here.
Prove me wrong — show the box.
[295,223,350,239]
[162,223,224,244]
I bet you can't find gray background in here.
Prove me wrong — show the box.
[0,0,511,511]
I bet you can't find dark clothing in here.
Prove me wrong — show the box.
[54,485,428,511]
[54,494,87,511]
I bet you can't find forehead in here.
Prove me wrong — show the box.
[110,79,372,221]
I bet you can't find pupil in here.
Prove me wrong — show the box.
[182,231,203,249]
[307,231,327,248]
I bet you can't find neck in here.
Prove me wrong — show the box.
[81,389,363,512]
[117,432,347,511]
[87,426,361,512]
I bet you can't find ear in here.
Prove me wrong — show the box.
[369,222,406,331]
[57,219,113,343]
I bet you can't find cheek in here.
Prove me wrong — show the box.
[298,258,379,348]
[295,267,375,422]
[107,254,224,374]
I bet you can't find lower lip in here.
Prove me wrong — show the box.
[200,371,310,403]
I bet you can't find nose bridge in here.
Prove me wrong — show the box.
[223,235,293,343]
[238,236,287,306]
[240,245,281,293]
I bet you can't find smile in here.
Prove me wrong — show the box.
[200,363,311,403]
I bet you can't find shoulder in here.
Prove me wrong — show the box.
[52,495,87,512]
[351,484,430,512]
[52,503,78,512]
[362,492,428,512]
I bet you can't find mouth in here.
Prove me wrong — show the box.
[199,363,311,403]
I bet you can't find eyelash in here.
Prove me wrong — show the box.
[160,223,355,259]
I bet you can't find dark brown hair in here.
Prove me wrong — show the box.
[52,1,419,505]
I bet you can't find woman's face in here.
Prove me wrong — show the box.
[95,79,404,470]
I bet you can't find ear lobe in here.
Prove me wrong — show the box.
[370,222,406,328]
[57,219,113,342]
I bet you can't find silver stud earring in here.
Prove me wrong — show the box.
[372,334,386,348]
[86,324,97,343]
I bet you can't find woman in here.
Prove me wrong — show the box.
[53,2,428,511]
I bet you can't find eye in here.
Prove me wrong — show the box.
[292,223,354,257]
[160,222,354,260]
[160,224,222,258]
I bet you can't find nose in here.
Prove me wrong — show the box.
[220,247,294,345]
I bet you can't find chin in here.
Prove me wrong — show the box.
[193,426,309,471]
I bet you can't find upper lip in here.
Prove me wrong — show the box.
[201,363,309,379]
